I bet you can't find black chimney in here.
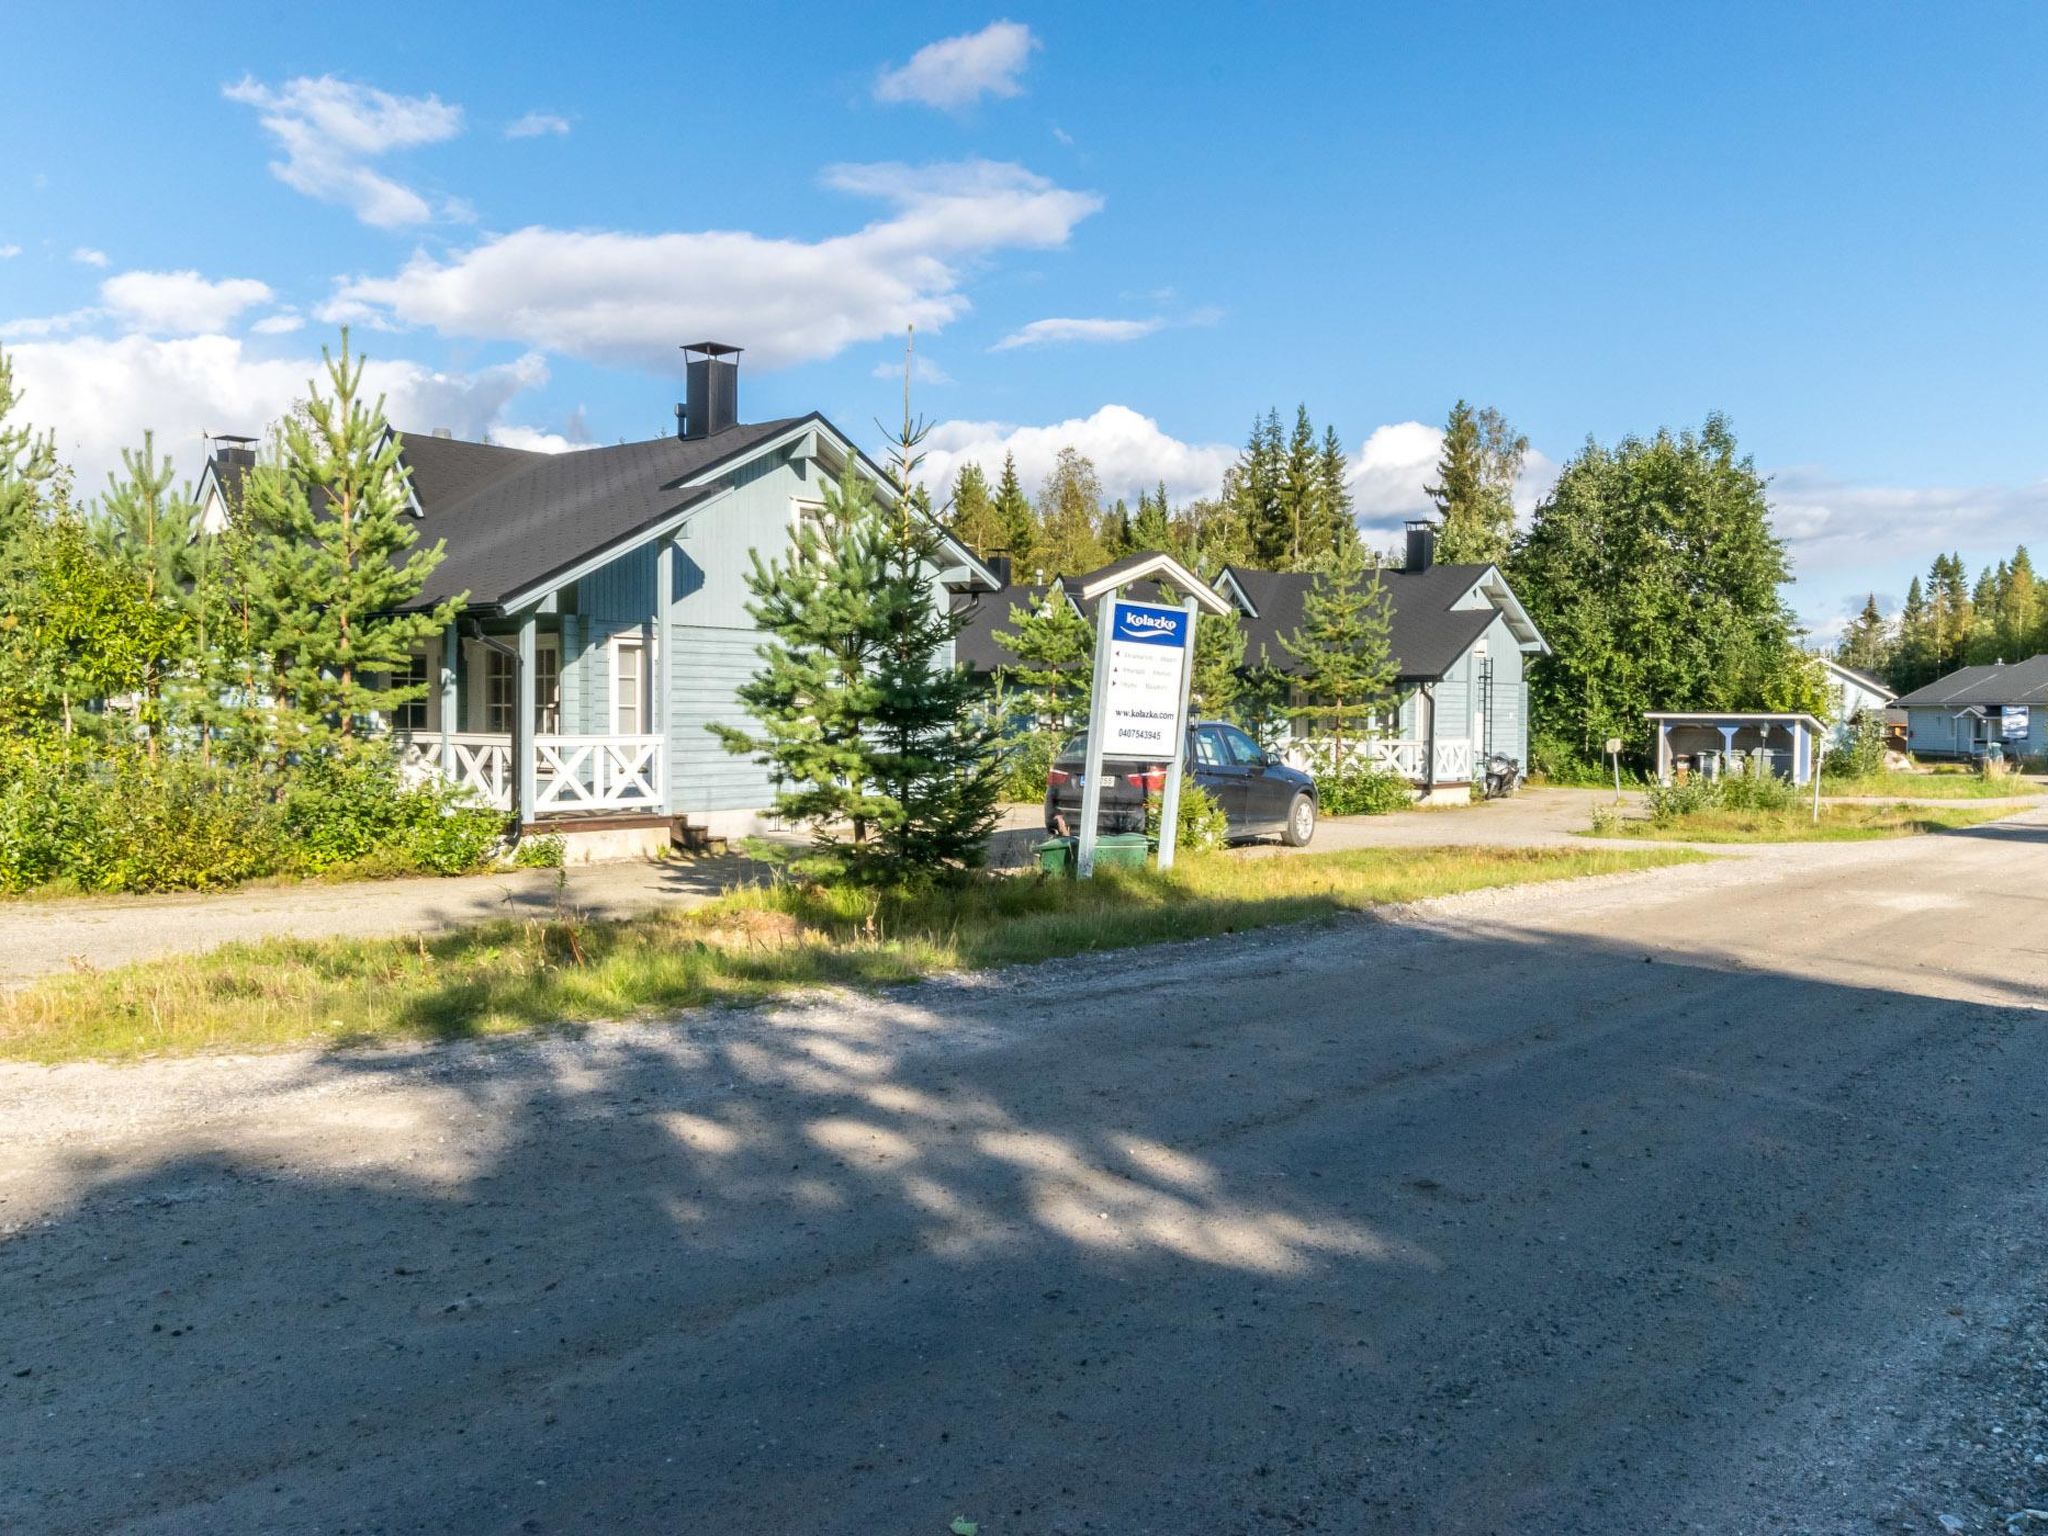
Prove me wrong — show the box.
[1404,519,1436,572]
[678,342,741,439]
[983,552,1014,589]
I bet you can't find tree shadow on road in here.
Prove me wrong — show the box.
[6,915,2047,1535]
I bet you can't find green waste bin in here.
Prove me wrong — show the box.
[1036,836,1075,875]
[1034,833,1151,875]
[1093,833,1151,870]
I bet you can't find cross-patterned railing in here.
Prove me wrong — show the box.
[532,734,665,812]
[1278,735,1475,783]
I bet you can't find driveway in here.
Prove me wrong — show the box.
[6,815,2048,1532]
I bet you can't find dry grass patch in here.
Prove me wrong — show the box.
[0,844,1700,1064]
[1593,801,2016,843]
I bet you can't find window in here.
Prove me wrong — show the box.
[483,649,517,734]
[1219,725,1266,766]
[478,640,560,734]
[613,637,648,735]
[1193,726,1229,767]
[534,641,561,734]
[394,652,431,732]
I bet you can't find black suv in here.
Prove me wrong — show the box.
[1043,721,1318,846]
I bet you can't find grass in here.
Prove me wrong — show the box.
[1591,801,2016,843]
[1820,769,2044,800]
[0,844,1700,1064]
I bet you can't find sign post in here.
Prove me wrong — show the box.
[1605,736,1623,802]
[1153,597,1201,871]
[1074,595,1197,879]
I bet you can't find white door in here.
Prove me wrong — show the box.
[612,637,648,735]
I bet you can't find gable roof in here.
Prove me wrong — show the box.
[1224,562,1518,682]
[1818,656,1897,702]
[953,555,1537,683]
[398,418,802,611]
[1894,655,2048,709]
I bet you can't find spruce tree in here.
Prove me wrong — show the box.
[991,452,1035,573]
[1836,595,1894,678]
[0,346,56,536]
[1128,483,1176,555]
[947,462,1001,557]
[1429,400,1525,566]
[1317,424,1358,563]
[238,334,460,755]
[1280,532,1395,766]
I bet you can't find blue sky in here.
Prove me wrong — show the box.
[4,2,2046,637]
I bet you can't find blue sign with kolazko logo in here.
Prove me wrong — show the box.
[1112,601,1188,647]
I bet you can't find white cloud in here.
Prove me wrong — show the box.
[71,247,107,268]
[4,332,550,494]
[326,159,1101,371]
[870,353,955,385]
[506,111,570,139]
[1345,421,1559,540]
[874,20,1038,110]
[250,310,305,335]
[222,75,464,228]
[489,424,584,452]
[917,404,1236,507]
[0,245,19,259]
[100,270,274,334]
[993,315,1164,351]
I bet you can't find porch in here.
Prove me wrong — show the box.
[396,730,665,815]
[1277,736,1475,785]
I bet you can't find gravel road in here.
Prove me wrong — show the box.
[5,814,2048,1533]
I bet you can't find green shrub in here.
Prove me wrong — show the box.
[1645,764,1798,824]
[1837,713,1887,778]
[0,741,504,896]
[1315,765,1414,816]
[999,729,1061,803]
[1146,779,1230,853]
[512,834,566,869]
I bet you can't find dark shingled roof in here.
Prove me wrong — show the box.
[396,418,803,609]
[1224,562,1503,682]
[1893,655,2048,709]
[953,557,1508,683]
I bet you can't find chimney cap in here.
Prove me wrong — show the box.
[681,341,743,359]
[208,432,258,446]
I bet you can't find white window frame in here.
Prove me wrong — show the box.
[394,649,438,734]
[610,631,653,736]
[468,634,560,735]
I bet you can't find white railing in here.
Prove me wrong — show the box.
[1278,735,1475,783]
[533,733,665,813]
[1432,738,1474,782]
[397,731,515,810]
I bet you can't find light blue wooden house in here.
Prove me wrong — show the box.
[200,344,996,858]
[1893,655,2048,761]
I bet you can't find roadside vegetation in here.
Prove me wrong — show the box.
[1819,768,2043,800]
[0,845,1698,1063]
[1588,773,2014,842]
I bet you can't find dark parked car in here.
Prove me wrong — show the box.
[1043,720,1318,846]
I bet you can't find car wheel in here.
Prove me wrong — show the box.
[1281,793,1316,847]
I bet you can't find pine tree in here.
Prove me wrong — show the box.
[1223,410,1286,567]
[1280,533,1395,766]
[91,432,209,753]
[1897,576,1933,690]
[947,462,1001,557]
[716,358,999,881]
[993,592,1094,731]
[1100,497,1133,559]
[1429,400,1525,566]
[1279,405,1320,568]
[2000,546,2039,661]
[1032,447,1107,575]
[1171,588,1244,717]
[0,346,57,536]
[238,334,459,756]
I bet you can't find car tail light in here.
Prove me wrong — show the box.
[1124,767,1168,793]
[1046,767,1072,787]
